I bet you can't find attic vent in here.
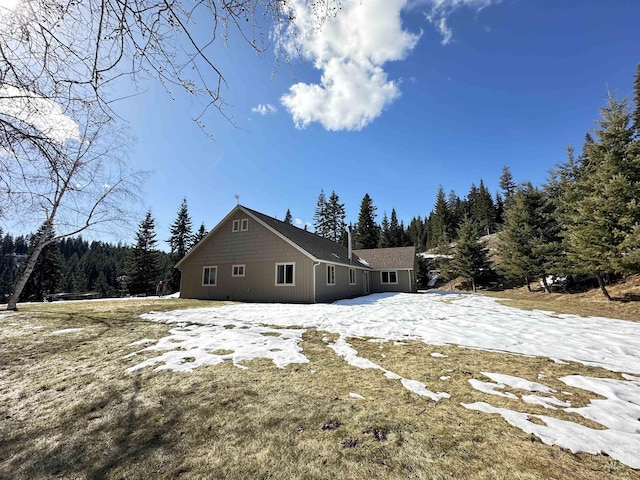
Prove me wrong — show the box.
[332,253,340,259]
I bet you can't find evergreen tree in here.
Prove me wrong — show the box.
[453,217,490,292]
[324,191,347,243]
[389,208,403,247]
[446,190,463,241]
[499,165,517,203]
[284,209,293,225]
[378,212,391,248]
[166,198,194,292]
[0,231,18,303]
[471,180,496,236]
[497,184,563,292]
[355,193,379,249]
[407,216,426,251]
[21,225,62,301]
[126,211,161,296]
[633,63,640,136]
[313,189,328,237]
[429,186,449,248]
[563,95,640,299]
[192,223,208,246]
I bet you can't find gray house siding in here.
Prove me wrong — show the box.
[179,211,314,303]
[314,263,367,303]
[369,270,414,293]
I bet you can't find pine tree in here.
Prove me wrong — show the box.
[192,223,208,246]
[126,211,161,296]
[407,216,426,251]
[378,212,391,248]
[355,193,379,249]
[284,209,293,225]
[0,231,18,303]
[499,165,517,203]
[313,189,328,237]
[167,198,194,259]
[453,217,490,292]
[389,208,403,247]
[429,186,449,248]
[633,63,640,136]
[166,199,194,292]
[563,94,640,299]
[21,225,62,301]
[324,191,346,243]
[497,184,563,292]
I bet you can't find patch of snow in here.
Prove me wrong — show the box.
[521,395,571,410]
[462,401,640,469]
[51,328,82,334]
[481,372,556,393]
[349,392,365,400]
[430,352,447,358]
[401,378,450,402]
[468,379,518,399]
[440,376,451,380]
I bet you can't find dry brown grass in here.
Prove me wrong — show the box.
[482,275,640,322]
[1,298,638,479]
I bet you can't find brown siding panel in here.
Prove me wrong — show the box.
[179,212,314,302]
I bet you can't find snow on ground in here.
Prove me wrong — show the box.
[51,328,83,334]
[127,292,640,469]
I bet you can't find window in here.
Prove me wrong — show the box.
[381,271,398,284]
[232,265,245,277]
[349,268,356,285]
[275,263,295,286]
[327,265,336,286]
[232,218,249,232]
[202,266,217,286]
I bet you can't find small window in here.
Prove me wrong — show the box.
[232,265,245,277]
[327,265,336,286]
[203,266,217,286]
[232,218,248,232]
[381,271,398,284]
[349,268,356,285]
[275,263,295,286]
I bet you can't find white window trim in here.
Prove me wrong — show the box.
[327,265,336,286]
[275,262,295,286]
[381,270,398,284]
[202,266,218,286]
[232,264,245,277]
[232,218,249,232]
[349,268,356,285]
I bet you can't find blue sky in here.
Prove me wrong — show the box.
[111,0,639,246]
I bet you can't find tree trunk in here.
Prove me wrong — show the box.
[525,276,532,292]
[471,277,476,293]
[6,228,51,311]
[596,272,612,301]
[541,275,551,294]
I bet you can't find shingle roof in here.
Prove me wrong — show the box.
[352,246,417,270]
[242,206,372,269]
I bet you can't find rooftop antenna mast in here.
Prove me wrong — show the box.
[234,194,240,205]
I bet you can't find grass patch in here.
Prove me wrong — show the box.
[0,298,638,479]
[481,275,640,322]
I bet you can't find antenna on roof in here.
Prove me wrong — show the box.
[234,194,240,205]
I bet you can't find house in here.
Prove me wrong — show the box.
[353,246,418,294]
[176,205,417,303]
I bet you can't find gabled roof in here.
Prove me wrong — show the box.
[353,246,417,270]
[242,206,370,269]
[176,205,371,270]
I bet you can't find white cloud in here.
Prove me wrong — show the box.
[0,85,79,143]
[251,103,277,115]
[423,0,501,45]
[294,218,311,229]
[280,0,420,131]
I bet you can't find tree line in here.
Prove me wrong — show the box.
[0,199,207,303]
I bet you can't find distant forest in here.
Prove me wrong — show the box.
[2,65,639,303]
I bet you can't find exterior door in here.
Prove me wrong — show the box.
[364,271,370,294]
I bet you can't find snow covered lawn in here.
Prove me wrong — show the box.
[128,292,640,470]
